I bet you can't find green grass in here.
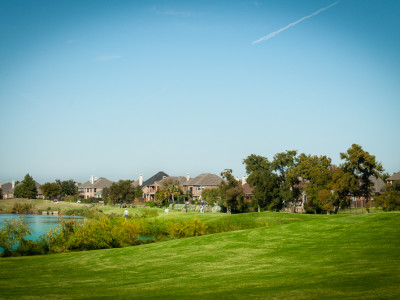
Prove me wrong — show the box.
[0,212,399,299]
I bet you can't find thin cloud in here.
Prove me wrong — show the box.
[95,55,123,62]
[252,1,339,44]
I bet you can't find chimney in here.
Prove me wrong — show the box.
[139,174,143,186]
[0,181,2,188]
[12,180,15,189]
[242,176,247,185]
[90,175,94,184]
[186,173,190,182]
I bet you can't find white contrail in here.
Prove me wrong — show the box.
[252,1,339,44]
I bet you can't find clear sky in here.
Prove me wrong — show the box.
[1,0,399,184]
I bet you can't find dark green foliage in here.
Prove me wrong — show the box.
[219,169,245,214]
[135,185,143,198]
[41,182,62,199]
[243,154,280,212]
[13,174,38,199]
[55,179,78,196]
[109,180,136,203]
[340,144,384,211]
[0,187,2,198]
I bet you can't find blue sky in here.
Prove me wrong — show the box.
[0,0,399,184]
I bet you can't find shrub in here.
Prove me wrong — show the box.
[145,201,156,208]
[66,217,115,250]
[12,203,34,214]
[0,216,31,256]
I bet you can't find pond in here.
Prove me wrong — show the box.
[0,214,84,242]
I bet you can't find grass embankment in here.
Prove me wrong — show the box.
[0,212,399,299]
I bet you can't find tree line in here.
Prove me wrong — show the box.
[201,144,393,214]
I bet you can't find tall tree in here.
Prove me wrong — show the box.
[219,169,244,214]
[13,174,38,199]
[272,150,300,212]
[340,144,383,212]
[289,154,333,213]
[244,154,280,212]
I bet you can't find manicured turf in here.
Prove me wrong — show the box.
[0,212,399,299]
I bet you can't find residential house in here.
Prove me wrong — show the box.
[0,181,16,199]
[183,173,223,199]
[387,172,400,185]
[78,176,113,199]
[242,183,254,202]
[141,171,169,202]
[1,180,43,199]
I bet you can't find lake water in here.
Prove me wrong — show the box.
[0,214,85,242]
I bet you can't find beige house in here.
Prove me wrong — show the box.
[78,176,113,199]
[183,173,223,199]
[387,172,400,185]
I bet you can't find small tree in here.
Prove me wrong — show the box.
[134,186,143,198]
[0,216,31,256]
[0,187,3,199]
[201,188,220,206]
[374,182,400,211]
[41,182,62,199]
[219,169,244,214]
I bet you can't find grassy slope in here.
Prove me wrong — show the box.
[0,212,399,299]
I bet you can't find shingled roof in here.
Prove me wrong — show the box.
[183,173,223,186]
[242,183,255,195]
[156,176,187,188]
[79,178,113,189]
[1,182,14,194]
[370,176,385,194]
[387,171,400,182]
[141,171,169,187]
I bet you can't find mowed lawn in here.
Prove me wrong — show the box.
[0,212,399,299]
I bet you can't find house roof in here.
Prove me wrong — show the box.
[387,171,400,181]
[141,171,169,187]
[131,179,140,188]
[242,183,254,194]
[370,176,385,194]
[1,182,14,194]
[79,178,113,189]
[156,176,187,188]
[15,181,42,195]
[184,173,223,186]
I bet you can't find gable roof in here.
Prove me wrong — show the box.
[79,178,113,189]
[142,171,169,187]
[370,176,385,194]
[1,182,14,194]
[184,173,223,186]
[156,176,187,188]
[387,171,400,182]
[242,183,255,194]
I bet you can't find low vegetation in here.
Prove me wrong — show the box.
[0,212,399,299]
